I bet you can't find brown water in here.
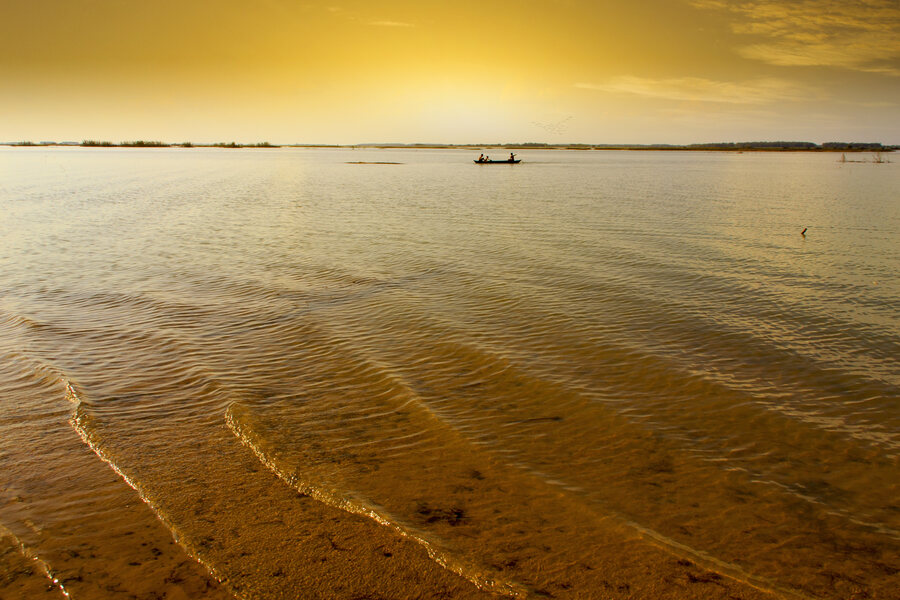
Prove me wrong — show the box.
[0,147,897,600]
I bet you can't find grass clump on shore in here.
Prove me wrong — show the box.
[211,141,280,148]
[81,140,115,147]
[120,140,170,147]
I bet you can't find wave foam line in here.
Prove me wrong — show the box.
[62,381,240,600]
[622,516,816,600]
[224,403,526,599]
[0,523,71,599]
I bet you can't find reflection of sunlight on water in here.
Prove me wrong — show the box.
[0,147,897,599]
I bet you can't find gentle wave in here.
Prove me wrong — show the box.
[225,402,528,598]
[0,524,72,598]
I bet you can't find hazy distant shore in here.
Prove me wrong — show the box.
[3,140,896,152]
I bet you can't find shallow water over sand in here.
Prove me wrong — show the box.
[1,147,897,599]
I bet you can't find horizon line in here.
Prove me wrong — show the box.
[2,140,896,151]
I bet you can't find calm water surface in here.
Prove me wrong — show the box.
[0,147,897,599]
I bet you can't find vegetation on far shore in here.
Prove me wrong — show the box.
[210,141,278,148]
[75,140,280,148]
[3,140,895,152]
[421,141,895,152]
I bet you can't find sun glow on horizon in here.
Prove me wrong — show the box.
[1,0,898,144]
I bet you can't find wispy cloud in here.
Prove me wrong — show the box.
[303,5,416,29]
[369,20,415,28]
[689,0,900,75]
[576,76,809,104]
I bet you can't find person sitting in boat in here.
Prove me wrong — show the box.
[509,152,516,161]
[478,153,485,163]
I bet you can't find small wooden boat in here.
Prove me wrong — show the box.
[474,159,521,164]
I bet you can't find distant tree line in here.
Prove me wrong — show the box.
[499,141,891,151]
[76,140,279,148]
[120,140,169,147]
[820,142,885,150]
[210,141,278,148]
[688,141,819,150]
[4,140,893,151]
[685,141,887,151]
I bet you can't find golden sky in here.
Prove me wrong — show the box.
[2,0,898,144]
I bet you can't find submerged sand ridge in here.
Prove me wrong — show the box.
[0,353,230,600]
[53,313,778,600]
[214,298,896,599]
[0,305,780,599]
